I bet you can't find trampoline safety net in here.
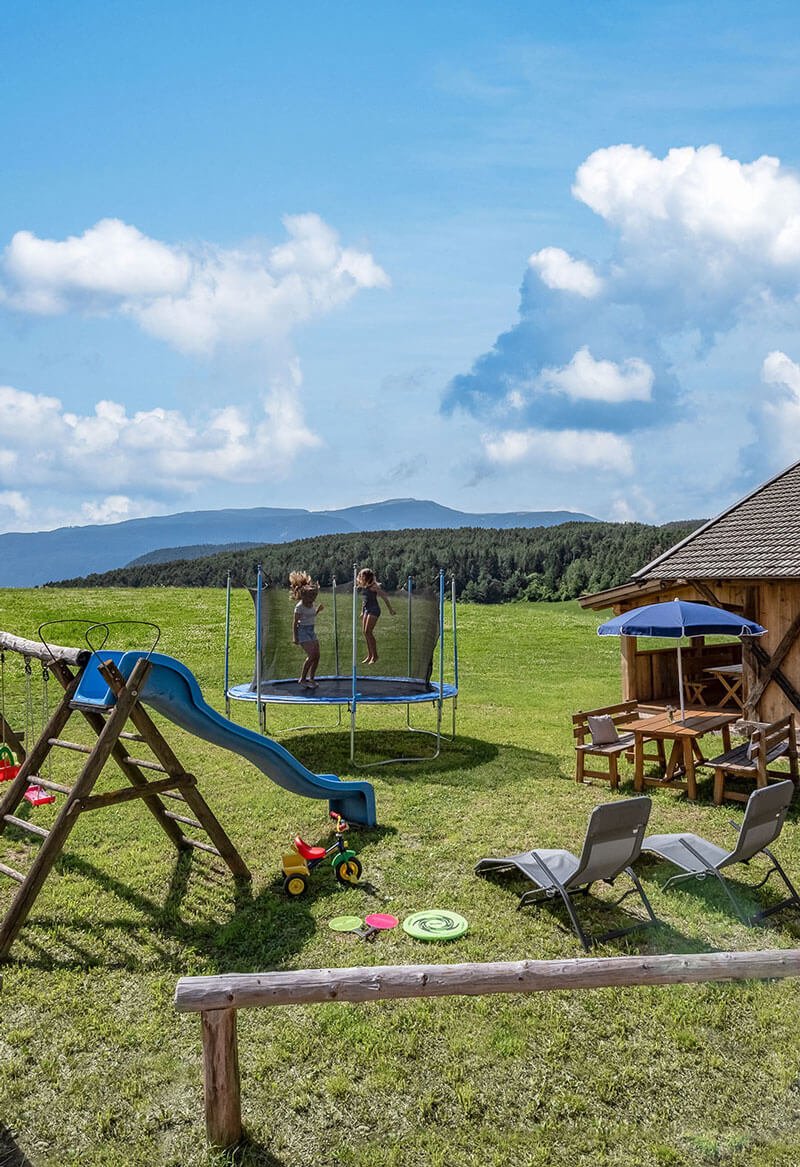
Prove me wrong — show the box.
[248,582,440,700]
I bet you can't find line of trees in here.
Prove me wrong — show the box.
[47,520,699,602]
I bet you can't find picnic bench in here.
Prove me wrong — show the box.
[573,701,665,790]
[702,714,799,805]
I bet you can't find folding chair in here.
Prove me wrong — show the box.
[642,780,800,923]
[475,797,657,951]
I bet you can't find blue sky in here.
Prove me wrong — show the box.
[2,1,800,531]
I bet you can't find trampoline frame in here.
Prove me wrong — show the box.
[224,565,459,767]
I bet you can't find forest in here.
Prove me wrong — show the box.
[48,520,699,602]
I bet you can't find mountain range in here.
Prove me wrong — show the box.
[0,498,598,587]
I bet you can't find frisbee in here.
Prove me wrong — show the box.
[364,913,398,931]
[402,910,468,941]
[328,915,364,933]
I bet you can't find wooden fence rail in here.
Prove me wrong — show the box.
[175,948,800,1148]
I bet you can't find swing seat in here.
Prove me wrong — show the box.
[0,763,20,782]
[24,785,55,807]
[293,837,327,861]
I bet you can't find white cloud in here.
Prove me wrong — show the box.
[482,426,633,474]
[539,347,654,403]
[529,247,603,297]
[1,213,389,356]
[0,381,320,499]
[757,350,800,467]
[2,219,190,314]
[573,144,800,274]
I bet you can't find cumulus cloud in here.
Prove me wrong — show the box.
[539,347,653,403]
[446,143,800,496]
[529,247,603,297]
[1,213,389,356]
[0,381,320,500]
[482,427,633,474]
[752,350,800,469]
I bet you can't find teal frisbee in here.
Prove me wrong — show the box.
[402,909,468,941]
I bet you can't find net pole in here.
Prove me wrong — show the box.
[224,572,232,717]
[407,575,413,678]
[255,564,264,734]
[350,564,358,761]
[333,576,340,677]
[451,574,458,738]
[437,568,445,741]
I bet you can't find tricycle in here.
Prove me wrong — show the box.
[281,811,363,896]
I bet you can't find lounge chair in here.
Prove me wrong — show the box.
[642,780,800,923]
[475,797,657,950]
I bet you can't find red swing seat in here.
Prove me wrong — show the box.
[0,763,20,783]
[293,836,327,861]
[24,785,55,807]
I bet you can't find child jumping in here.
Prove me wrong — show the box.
[356,567,395,664]
[289,571,324,687]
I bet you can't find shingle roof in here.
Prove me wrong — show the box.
[634,459,800,580]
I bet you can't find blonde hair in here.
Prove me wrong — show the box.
[356,567,376,588]
[289,570,318,603]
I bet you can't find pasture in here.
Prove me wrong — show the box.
[1,590,800,1166]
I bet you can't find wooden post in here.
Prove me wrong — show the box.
[201,1008,241,1148]
[620,635,637,702]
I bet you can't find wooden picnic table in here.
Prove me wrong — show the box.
[704,663,744,710]
[617,709,740,800]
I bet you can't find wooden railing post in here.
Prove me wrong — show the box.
[201,1008,241,1148]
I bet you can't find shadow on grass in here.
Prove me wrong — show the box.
[8,825,396,972]
[638,855,800,935]
[476,867,718,955]
[279,730,563,790]
[0,1124,35,1167]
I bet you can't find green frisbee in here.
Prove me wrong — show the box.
[402,910,468,941]
[328,915,364,933]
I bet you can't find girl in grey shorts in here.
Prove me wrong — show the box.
[289,570,324,688]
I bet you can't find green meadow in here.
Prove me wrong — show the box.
[1,590,800,1166]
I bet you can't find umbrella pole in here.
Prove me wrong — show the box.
[677,641,686,723]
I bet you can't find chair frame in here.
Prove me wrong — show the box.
[477,797,658,951]
[645,781,800,924]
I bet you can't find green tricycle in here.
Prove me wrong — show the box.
[281,811,363,896]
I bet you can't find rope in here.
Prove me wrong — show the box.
[0,651,5,748]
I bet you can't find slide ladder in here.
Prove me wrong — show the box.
[0,655,250,960]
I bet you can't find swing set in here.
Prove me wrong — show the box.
[0,622,250,961]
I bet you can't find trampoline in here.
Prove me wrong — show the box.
[225,566,459,765]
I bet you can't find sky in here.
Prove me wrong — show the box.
[2,0,800,532]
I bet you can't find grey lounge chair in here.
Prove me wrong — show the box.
[475,796,657,951]
[642,780,800,923]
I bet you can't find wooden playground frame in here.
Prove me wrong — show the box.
[0,630,250,960]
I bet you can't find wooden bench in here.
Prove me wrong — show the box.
[573,701,665,790]
[702,714,799,805]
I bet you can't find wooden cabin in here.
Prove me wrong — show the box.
[579,460,800,723]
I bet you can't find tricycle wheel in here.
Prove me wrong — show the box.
[284,874,309,897]
[335,857,363,885]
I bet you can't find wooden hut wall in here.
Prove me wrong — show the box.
[615,580,800,718]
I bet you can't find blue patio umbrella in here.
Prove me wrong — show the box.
[598,599,765,722]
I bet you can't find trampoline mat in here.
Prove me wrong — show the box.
[228,675,453,704]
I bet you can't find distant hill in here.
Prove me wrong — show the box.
[0,498,598,586]
[48,520,702,602]
[127,542,262,567]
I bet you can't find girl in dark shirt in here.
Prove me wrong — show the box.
[356,567,395,664]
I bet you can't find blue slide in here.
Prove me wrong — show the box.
[71,650,377,827]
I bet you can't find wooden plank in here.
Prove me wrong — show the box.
[2,815,49,839]
[745,606,800,709]
[201,1008,241,1148]
[77,774,195,812]
[175,948,800,1013]
[0,630,89,667]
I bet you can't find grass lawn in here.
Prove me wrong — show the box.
[1,591,800,1166]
